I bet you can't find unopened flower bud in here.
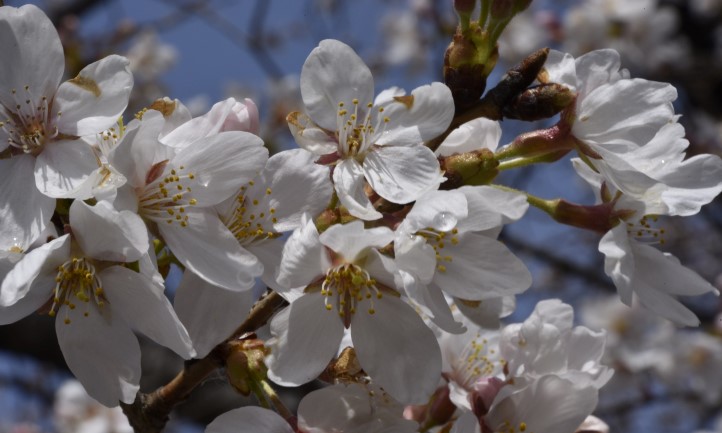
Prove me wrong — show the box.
[503,83,575,121]
[491,0,514,21]
[454,0,476,15]
[440,148,499,189]
[225,338,268,396]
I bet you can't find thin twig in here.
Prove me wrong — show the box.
[121,291,287,433]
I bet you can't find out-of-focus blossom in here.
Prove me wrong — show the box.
[126,31,177,82]
[54,379,133,433]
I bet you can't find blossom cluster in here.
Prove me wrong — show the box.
[0,2,721,433]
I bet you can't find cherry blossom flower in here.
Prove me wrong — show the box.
[266,218,441,404]
[0,200,194,407]
[0,5,133,197]
[288,39,454,220]
[105,109,268,291]
[394,185,531,333]
[541,48,676,158]
[175,148,332,357]
[443,300,612,433]
[573,158,719,325]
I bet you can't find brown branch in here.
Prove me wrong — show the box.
[121,291,287,433]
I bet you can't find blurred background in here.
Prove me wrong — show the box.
[1,0,721,432]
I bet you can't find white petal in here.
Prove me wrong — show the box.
[266,292,344,386]
[320,220,394,262]
[363,145,443,204]
[402,271,465,334]
[162,98,259,149]
[574,49,623,99]
[34,139,99,198]
[433,234,531,300]
[260,148,333,232]
[403,189,468,233]
[54,55,133,136]
[101,266,195,358]
[69,200,148,262]
[1,235,69,308]
[450,411,481,433]
[160,209,261,291]
[108,110,165,188]
[206,407,292,433]
[541,50,577,90]
[171,131,268,206]
[55,306,141,406]
[487,376,598,433]
[454,296,516,329]
[333,158,382,220]
[436,118,502,156]
[574,79,676,152]
[175,270,253,358]
[456,185,528,232]
[0,155,55,250]
[352,294,442,404]
[0,5,64,113]
[375,82,454,146]
[599,225,635,305]
[247,238,286,291]
[300,39,374,131]
[276,215,326,290]
[286,111,338,154]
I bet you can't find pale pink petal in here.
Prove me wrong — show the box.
[266,292,344,386]
[363,145,443,204]
[55,306,141,407]
[352,294,441,404]
[301,39,374,131]
[54,55,133,136]
[162,98,258,149]
[101,266,194,358]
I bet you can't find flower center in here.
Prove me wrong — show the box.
[0,85,59,155]
[625,215,665,245]
[455,333,502,389]
[321,263,382,328]
[227,181,282,244]
[417,227,460,273]
[335,99,390,159]
[139,165,198,227]
[49,258,106,324]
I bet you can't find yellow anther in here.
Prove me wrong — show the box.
[189,199,198,205]
[266,188,272,195]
